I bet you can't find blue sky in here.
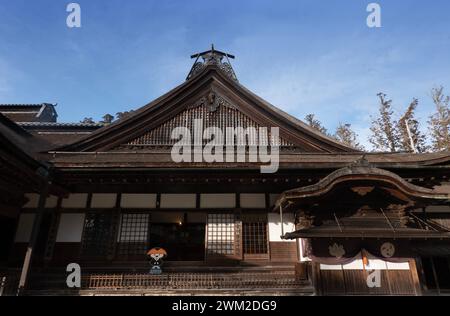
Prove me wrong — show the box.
[1,0,450,148]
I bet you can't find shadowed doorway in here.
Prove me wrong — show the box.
[149,212,205,261]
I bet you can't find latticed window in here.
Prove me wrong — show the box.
[81,212,113,257]
[118,213,150,256]
[242,214,268,254]
[207,213,235,255]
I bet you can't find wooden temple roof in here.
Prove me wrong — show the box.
[2,48,450,177]
[0,103,57,123]
[18,122,104,147]
[56,60,357,153]
[0,114,53,212]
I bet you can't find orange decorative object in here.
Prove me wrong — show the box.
[147,248,168,261]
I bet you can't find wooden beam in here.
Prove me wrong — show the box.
[17,182,49,295]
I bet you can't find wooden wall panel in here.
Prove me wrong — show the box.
[343,270,369,295]
[320,270,345,295]
[316,265,419,296]
[388,270,417,295]
[269,242,298,262]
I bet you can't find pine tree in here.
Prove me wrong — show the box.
[428,86,450,152]
[101,114,114,124]
[305,114,328,135]
[369,93,399,152]
[334,123,364,150]
[397,98,428,153]
[80,117,95,124]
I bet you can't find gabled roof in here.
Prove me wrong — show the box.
[18,122,105,147]
[58,64,358,153]
[18,122,104,128]
[0,114,49,202]
[0,103,47,108]
[0,103,57,123]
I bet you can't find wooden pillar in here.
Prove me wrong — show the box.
[44,197,62,264]
[107,194,121,261]
[17,182,49,295]
[279,205,284,237]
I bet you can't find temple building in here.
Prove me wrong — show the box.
[1,47,450,296]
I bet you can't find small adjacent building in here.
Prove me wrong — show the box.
[1,48,450,296]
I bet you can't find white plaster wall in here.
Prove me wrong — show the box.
[268,213,295,242]
[386,261,410,270]
[23,194,39,209]
[91,193,117,208]
[365,253,388,270]
[342,259,364,270]
[22,194,58,209]
[200,194,235,208]
[14,213,35,242]
[160,194,196,209]
[121,194,156,208]
[56,213,85,242]
[320,253,411,271]
[319,264,343,270]
[240,194,265,208]
[45,196,58,208]
[61,193,88,209]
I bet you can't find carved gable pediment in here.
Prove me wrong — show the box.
[117,91,295,150]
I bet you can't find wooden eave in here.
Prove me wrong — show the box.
[46,151,450,171]
[0,114,67,197]
[282,228,450,239]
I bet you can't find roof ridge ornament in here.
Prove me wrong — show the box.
[351,155,371,168]
[186,44,238,82]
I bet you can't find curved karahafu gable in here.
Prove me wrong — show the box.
[276,158,450,241]
[275,157,449,210]
[56,53,358,153]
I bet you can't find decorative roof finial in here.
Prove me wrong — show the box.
[186,45,238,82]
